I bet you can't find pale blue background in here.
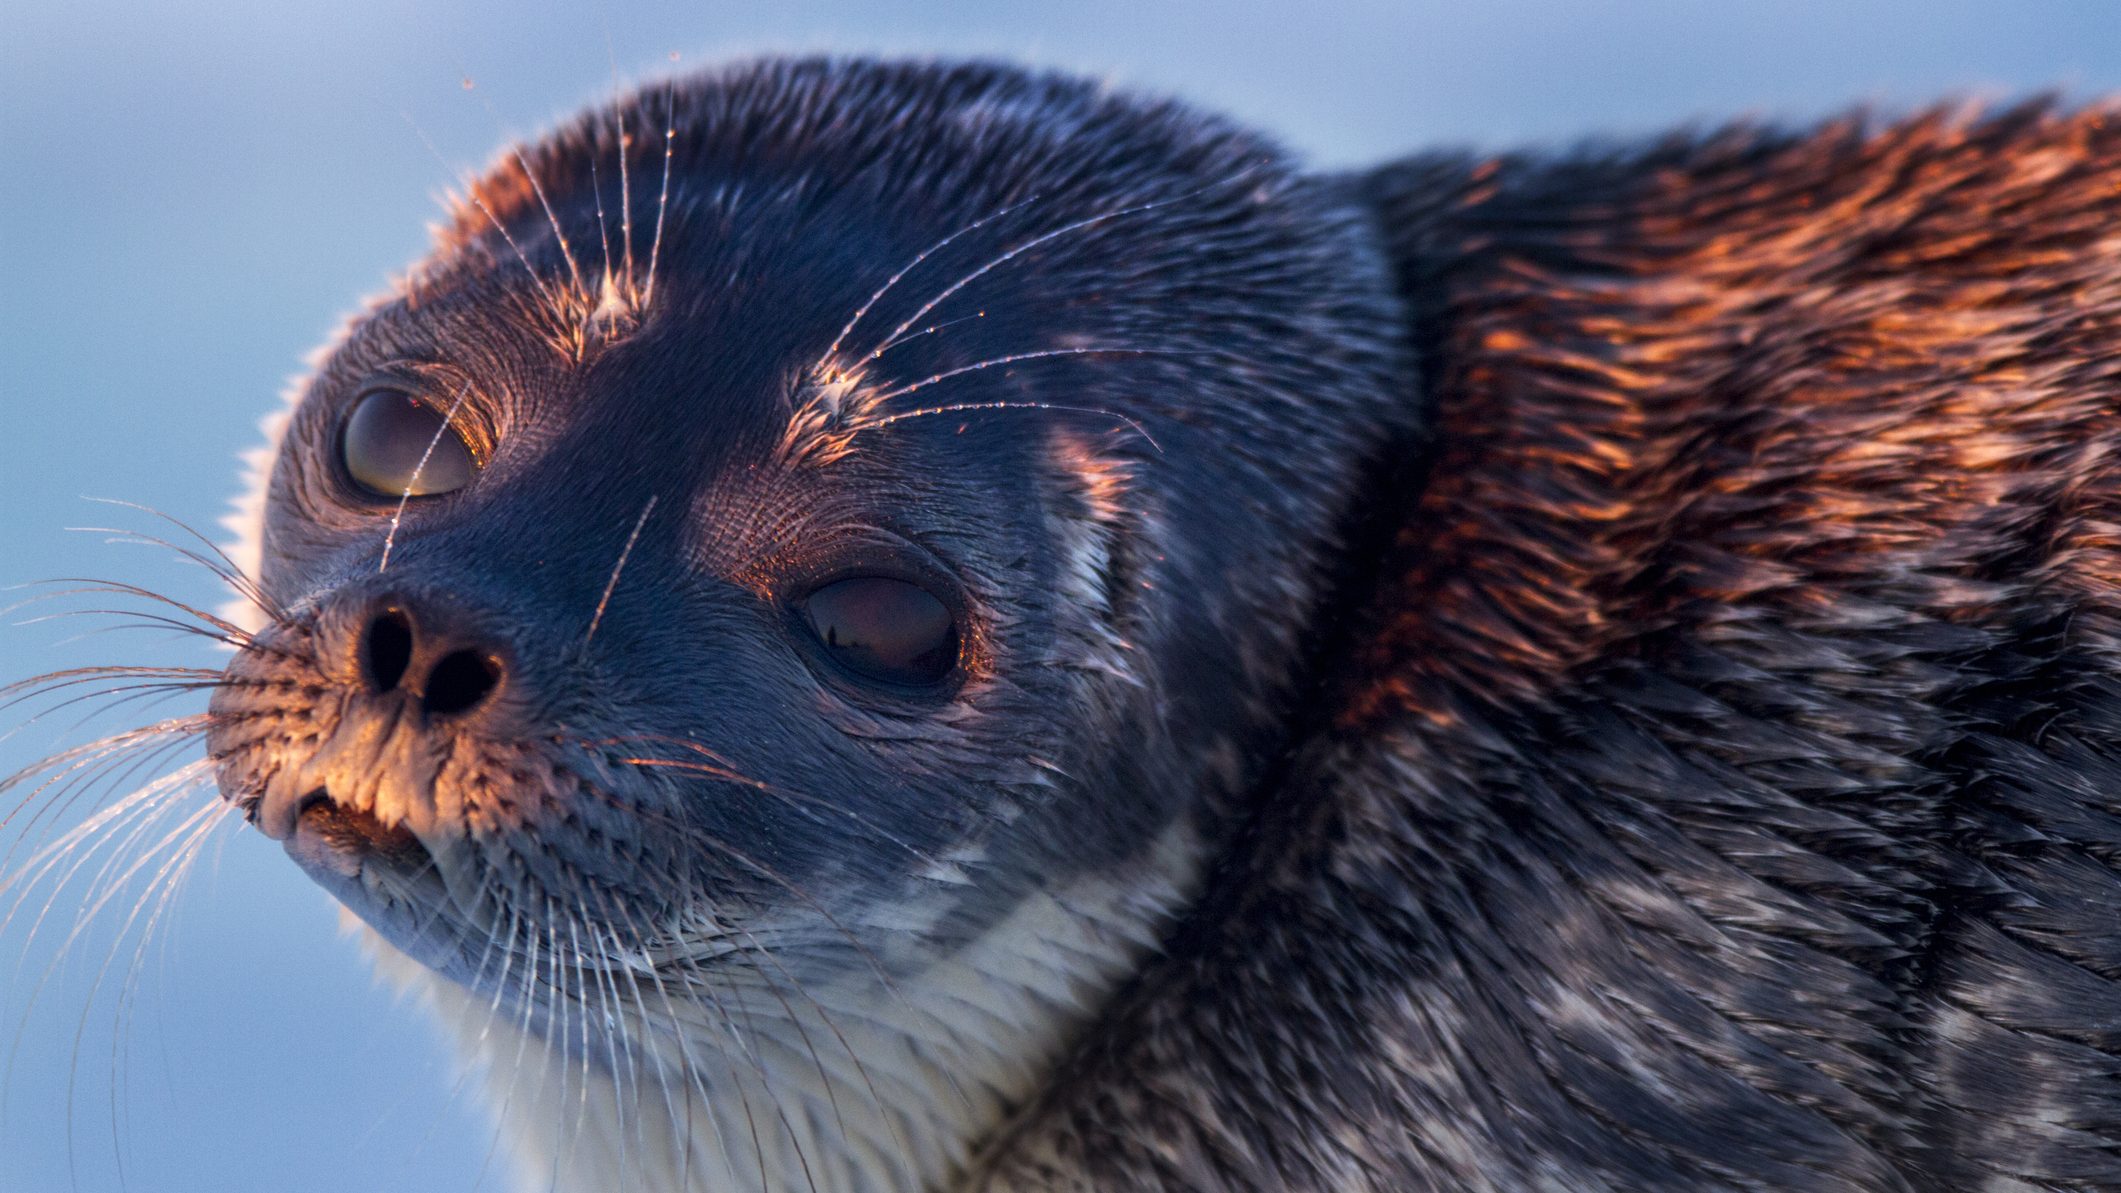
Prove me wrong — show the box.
[6,3,2121,1190]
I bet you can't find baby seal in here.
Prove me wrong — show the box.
[189,57,2121,1191]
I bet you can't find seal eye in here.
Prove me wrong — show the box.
[341,389,476,499]
[802,577,958,686]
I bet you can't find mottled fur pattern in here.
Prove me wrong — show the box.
[970,102,2121,1190]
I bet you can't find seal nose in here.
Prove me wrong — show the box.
[359,604,504,719]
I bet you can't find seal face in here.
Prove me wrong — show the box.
[204,57,1409,1190]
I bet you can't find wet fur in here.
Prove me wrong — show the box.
[196,64,2121,1192]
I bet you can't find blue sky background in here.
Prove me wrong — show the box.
[7,2,2121,1189]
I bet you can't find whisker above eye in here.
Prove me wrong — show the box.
[818,192,1045,369]
[859,187,1209,362]
[641,79,678,313]
[863,398,1166,456]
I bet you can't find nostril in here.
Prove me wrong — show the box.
[424,649,501,717]
[364,611,414,693]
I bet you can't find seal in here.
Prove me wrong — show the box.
[183,57,2121,1191]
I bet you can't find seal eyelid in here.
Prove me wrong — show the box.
[338,386,481,501]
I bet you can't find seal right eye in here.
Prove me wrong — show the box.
[340,389,476,499]
[801,577,959,687]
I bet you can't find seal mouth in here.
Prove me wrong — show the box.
[284,791,429,881]
[277,788,478,979]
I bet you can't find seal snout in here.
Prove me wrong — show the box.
[211,576,562,856]
[356,598,505,722]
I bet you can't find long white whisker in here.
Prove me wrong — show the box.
[57,792,225,1187]
[860,347,1180,414]
[0,761,205,1118]
[597,18,636,302]
[484,118,587,300]
[587,903,690,1189]
[864,191,1193,358]
[588,155,614,295]
[860,398,1166,454]
[397,110,563,315]
[379,383,473,573]
[79,498,269,610]
[817,194,1042,368]
[641,81,677,311]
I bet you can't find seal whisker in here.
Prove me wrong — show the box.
[0,666,226,713]
[104,794,235,1135]
[555,904,619,1171]
[0,717,215,886]
[448,63,590,306]
[641,79,677,312]
[415,902,527,1174]
[589,11,635,305]
[582,739,943,868]
[3,678,227,749]
[17,578,264,648]
[568,773,911,1008]
[76,498,287,629]
[395,911,514,1193]
[631,916,754,1190]
[38,788,226,1181]
[506,144,589,304]
[398,109,565,320]
[861,190,1199,360]
[536,914,573,1191]
[860,309,988,362]
[1,759,202,969]
[858,346,1184,412]
[860,397,1167,456]
[730,909,937,1174]
[45,765,219,963]
[610,99,632,301]
[587,154,615,302]
[711,938,820,1193]
[470,904,545,1193]
[378,382,474,573]
[817,193,1043,369]
[584,917,666,1185]
[582,495,657,648]
[5,759,218,1118]
[568,908,604,1183]
[63,527,246,588]
[569,912,637,1182]
[723,922,855,1148]
[0,758,194,1117]
[536,905,572,1191]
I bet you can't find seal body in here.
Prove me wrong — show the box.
[976,107,2121,1192]
[198,57,2121,1191]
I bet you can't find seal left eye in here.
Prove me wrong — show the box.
[340,389,476,499]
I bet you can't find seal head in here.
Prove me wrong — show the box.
[206,56,1411,1188]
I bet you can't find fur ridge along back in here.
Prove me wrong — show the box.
[970,101,2121,1192]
